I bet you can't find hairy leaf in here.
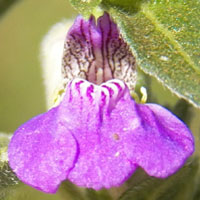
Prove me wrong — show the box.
[0,133,19,200]
[119,159,198,200]
[101,0,200,107]
[69,0,102,18]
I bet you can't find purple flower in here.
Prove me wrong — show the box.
[8,13,194,194]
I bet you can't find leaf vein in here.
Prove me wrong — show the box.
[142,5,200,76]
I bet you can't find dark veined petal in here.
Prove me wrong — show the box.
[124,103,194,178]
[62,12,136,90]
[8,107,77,193]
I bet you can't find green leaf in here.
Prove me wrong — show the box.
[60,181,113,200]
[101,0,142,14]
[60,181,86,200]
[118,159,198,200]
[0,0,18,17]
[0,133,19,200]
[69,0,102,18]
[101,0,200,107]
[86,188,112,200]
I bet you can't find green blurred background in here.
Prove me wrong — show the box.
[0,0,77,199]
[0,0,200,199]
[0,0,76,133]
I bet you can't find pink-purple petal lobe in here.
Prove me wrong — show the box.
[8,78,194,192]
[61,79,138,189]
[125,103,194,178]
[8,107,77,193]
[68,134,137,189]
[62,79,194,186]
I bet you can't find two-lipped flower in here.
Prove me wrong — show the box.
[8,13,194,193]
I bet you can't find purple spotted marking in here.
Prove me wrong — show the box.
[86,85,94,100]
[102,85,114,98]
[75,80,84,93]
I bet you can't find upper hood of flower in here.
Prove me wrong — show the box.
[62,12,136,89]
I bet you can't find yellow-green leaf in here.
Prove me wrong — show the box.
[0,133,19,199]
[69,0,102,18]
[119,159,198,200]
